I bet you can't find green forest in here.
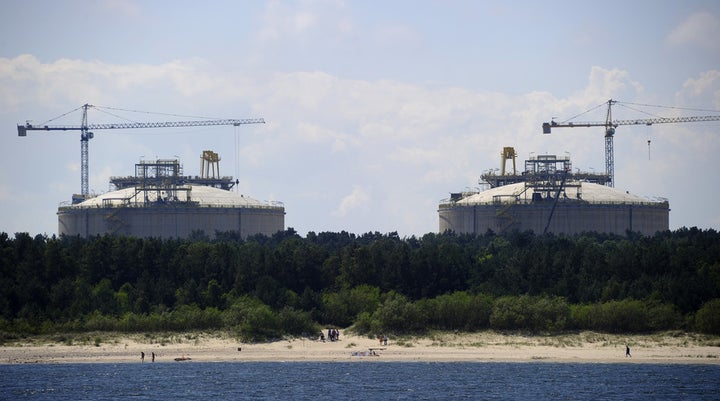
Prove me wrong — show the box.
[1,227,719,342]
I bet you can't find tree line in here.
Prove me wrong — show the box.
[1,227,719,341]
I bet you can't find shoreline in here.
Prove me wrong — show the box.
[1,330,718,365]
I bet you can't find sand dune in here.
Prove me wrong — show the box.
[2,331,718,364]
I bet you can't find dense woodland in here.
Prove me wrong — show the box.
[1,227,719,341]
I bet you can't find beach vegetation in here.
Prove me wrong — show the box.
[694,299,720,334]
[0,228,718,340]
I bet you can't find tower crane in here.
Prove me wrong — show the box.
[542,99,720,187]
[18,104,264,202]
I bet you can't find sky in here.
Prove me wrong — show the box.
[1,0,719,238]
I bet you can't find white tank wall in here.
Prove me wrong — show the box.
[58,206,285,239]
[439,203,669,236]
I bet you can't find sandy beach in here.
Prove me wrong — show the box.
[1,330,718,365]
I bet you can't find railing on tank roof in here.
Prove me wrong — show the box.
[58,202,285,211]
[438,198,669,209]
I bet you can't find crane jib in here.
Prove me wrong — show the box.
[542,115,720,134]
[18,118,265,136]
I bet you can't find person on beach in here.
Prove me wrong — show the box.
[141,351,145,363]
[626,345,631,357]
[151,352,155,362]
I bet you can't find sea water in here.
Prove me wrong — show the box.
[1,362,718,400]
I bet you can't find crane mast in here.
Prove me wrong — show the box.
[604,100,615,187]
[80,104,92,196]
[542,99,720,187]
[18,104,265,201]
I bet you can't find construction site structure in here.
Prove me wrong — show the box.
[542,99,720,187]
[201,150,222,179]
[58,152,284,239]
[439,147,668,236]
[18,104,264,203]
[479,146,610,189]
[110,151,237,191]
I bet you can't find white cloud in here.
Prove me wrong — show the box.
[675,70,720,109]
[333,185,370,217]
[66,162,79,172]
[577,67,644,105]
[667,12,720,52]
[255,0,349,43]
[0,55,263,118]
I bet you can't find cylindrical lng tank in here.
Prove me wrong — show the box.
[58,185,284,239]
[439,182,669,236]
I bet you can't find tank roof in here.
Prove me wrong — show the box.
[71,185,276,208]
[455,182,665,205]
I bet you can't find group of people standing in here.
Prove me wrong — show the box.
[378,334,388,346]
[140,351,156,363]
[320,328,340,342]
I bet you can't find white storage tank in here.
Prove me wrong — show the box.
[58,185,284,239]
[439,181,669,236]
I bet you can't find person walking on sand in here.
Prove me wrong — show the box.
[626,345,631,357]
[151,352,155,362]
[141,351,145,363]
